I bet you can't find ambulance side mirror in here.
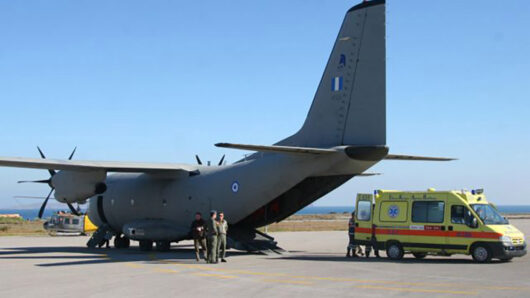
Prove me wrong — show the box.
[468,217,478,229]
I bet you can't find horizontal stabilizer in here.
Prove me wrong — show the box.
[215,143,337,155]
[385,154,456,161]
[356,173,382,176]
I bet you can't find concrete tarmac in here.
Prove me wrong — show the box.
[1,219,529,297]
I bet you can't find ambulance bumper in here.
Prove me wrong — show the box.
[491,242,527,259]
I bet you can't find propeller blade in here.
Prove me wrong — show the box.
[37,146,56,176]
[195,155,202,165]
[218,154,225,166]
[38,188,54,219]
[37,146,46,159]
[68,147,77,160]
[66,202,80,216]
[17,179,50,184]
[13,195,47,199]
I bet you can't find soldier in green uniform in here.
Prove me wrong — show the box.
[190,212,207,261]
[216,212,228,262]
[206,210,219,264]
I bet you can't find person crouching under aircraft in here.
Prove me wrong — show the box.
[190,212,207,261]
[216,212,228,263]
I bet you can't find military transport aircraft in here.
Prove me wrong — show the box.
[0,0,454,252]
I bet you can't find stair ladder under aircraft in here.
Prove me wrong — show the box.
[229,227,286,255]
[86,223,113,248]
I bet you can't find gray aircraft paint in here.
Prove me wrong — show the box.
[0,1,451,247]
[278,1,385,148]
[87,1,387,241]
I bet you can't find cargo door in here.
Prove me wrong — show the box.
[355,194,374,244]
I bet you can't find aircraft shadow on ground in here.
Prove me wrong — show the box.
[0,244,250,267]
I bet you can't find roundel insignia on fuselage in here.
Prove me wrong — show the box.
[231,181,239,193]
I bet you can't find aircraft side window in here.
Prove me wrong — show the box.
[72,219,79,225]
[64,218,70,224]
[357,200,372,221]
[451,205,466,224]
[412,201,445,223]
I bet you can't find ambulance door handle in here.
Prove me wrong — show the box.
[441,226,446,231]
[448,226,453,231]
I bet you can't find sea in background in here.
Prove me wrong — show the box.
[2,205,530,220]
[298,205,530,215]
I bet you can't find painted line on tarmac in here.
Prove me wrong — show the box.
[193,272,237,279]
[138,253,530,293]
[153,268,180,274]
[356,285,477,295]
[161,262,528,291]
[262,279,313,285]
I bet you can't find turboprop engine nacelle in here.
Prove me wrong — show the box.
[51,170,107,203]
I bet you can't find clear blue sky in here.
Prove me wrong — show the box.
[0,0,529,208]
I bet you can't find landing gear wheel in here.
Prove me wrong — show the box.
[114,234,130,249]
[386,242,404,260]
[156,241,171,252]
[139,240,153,251]
[412,252,427,259]
[471,245,492,263]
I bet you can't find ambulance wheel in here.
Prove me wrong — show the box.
[156,241,171,252]
[139,240,153,251]
[471,244,491,263]
[412,252,427,259]
[386,242,404,260]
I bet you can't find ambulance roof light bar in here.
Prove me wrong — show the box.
[471,189,484,195]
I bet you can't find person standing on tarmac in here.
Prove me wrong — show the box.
[364,204,380,258]
[190,212,207,262]
[206,210,220,264]
[216,212,229,263]
[346,211,363,257]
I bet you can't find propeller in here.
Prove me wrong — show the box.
[195,154,202,165]
[218,154,225,166]
[18,146,80,218]
[195,154,226,166]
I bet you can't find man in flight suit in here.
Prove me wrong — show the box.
[206,210,219,264]
[190,212,207,261]
[216,212,229,263]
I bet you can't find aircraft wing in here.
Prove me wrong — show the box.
[0,157,197,173]
[215,143,336,154]
[384,154,456,161]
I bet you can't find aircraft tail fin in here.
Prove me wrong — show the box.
[279,0,386,148]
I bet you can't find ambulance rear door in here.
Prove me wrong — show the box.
[355,193,374,244]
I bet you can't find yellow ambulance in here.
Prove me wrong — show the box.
[354,189,526,262]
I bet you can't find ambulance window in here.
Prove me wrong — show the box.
[451,206,466,224]
[357,201,372,221]
[412,201,445,223]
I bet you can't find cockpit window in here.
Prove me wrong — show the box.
[471,204,508,225]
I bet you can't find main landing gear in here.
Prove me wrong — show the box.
[138,240,171,252]
[114,234,130,249]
